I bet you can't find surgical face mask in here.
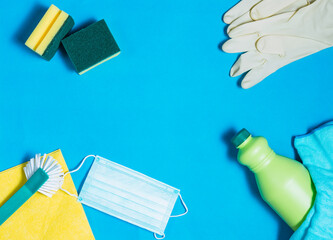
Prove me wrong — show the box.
[60,155,188,239]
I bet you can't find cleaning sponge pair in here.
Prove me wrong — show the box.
[25,4,120,74]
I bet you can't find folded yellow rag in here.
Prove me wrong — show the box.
[0,149,95,240]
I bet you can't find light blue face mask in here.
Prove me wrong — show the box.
[60,155,188,239]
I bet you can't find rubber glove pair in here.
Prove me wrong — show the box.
[222,0,333,89]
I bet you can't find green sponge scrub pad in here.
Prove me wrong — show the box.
[61,19,120,75]
[25,4,74,61]
[42,16,74,60]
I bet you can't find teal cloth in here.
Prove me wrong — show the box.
[291,121,333,240]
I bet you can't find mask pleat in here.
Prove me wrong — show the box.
[94,166,173,206]
[89,176,169,215]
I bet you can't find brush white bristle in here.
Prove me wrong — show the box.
[23,154,64,197]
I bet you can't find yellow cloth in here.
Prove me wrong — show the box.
[0,149,95,240]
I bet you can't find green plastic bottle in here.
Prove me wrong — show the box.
[231,129,316,230]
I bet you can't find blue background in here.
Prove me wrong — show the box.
[0,0,332,239]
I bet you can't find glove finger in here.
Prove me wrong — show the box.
[256,36,285,55]
[228,11,293,38]
[227,0,309,32]
[251,0,309,20]
[230,51,265,77]
[241,53,293,89]
[257,35,330,58]
[242,34,332,89]
[241,64,271,89]
[227,12,252,33]
[223,0,261,24]
[222,34,258,53]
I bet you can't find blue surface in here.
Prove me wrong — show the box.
[0,0,332,239]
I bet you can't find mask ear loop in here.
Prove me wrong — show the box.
[153,193,188,239]
[154,233,165,239]
[170,193,188,217]
[60,155,96,198]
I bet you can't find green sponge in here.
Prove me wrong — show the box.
[61,19,120,75]
[25,4,74,61]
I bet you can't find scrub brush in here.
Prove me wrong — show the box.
[0,154,64,226]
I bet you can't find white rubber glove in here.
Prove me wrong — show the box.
[223,0,311,32]
[223,0,333,89]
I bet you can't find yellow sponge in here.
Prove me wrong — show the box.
[25,5,74,61]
